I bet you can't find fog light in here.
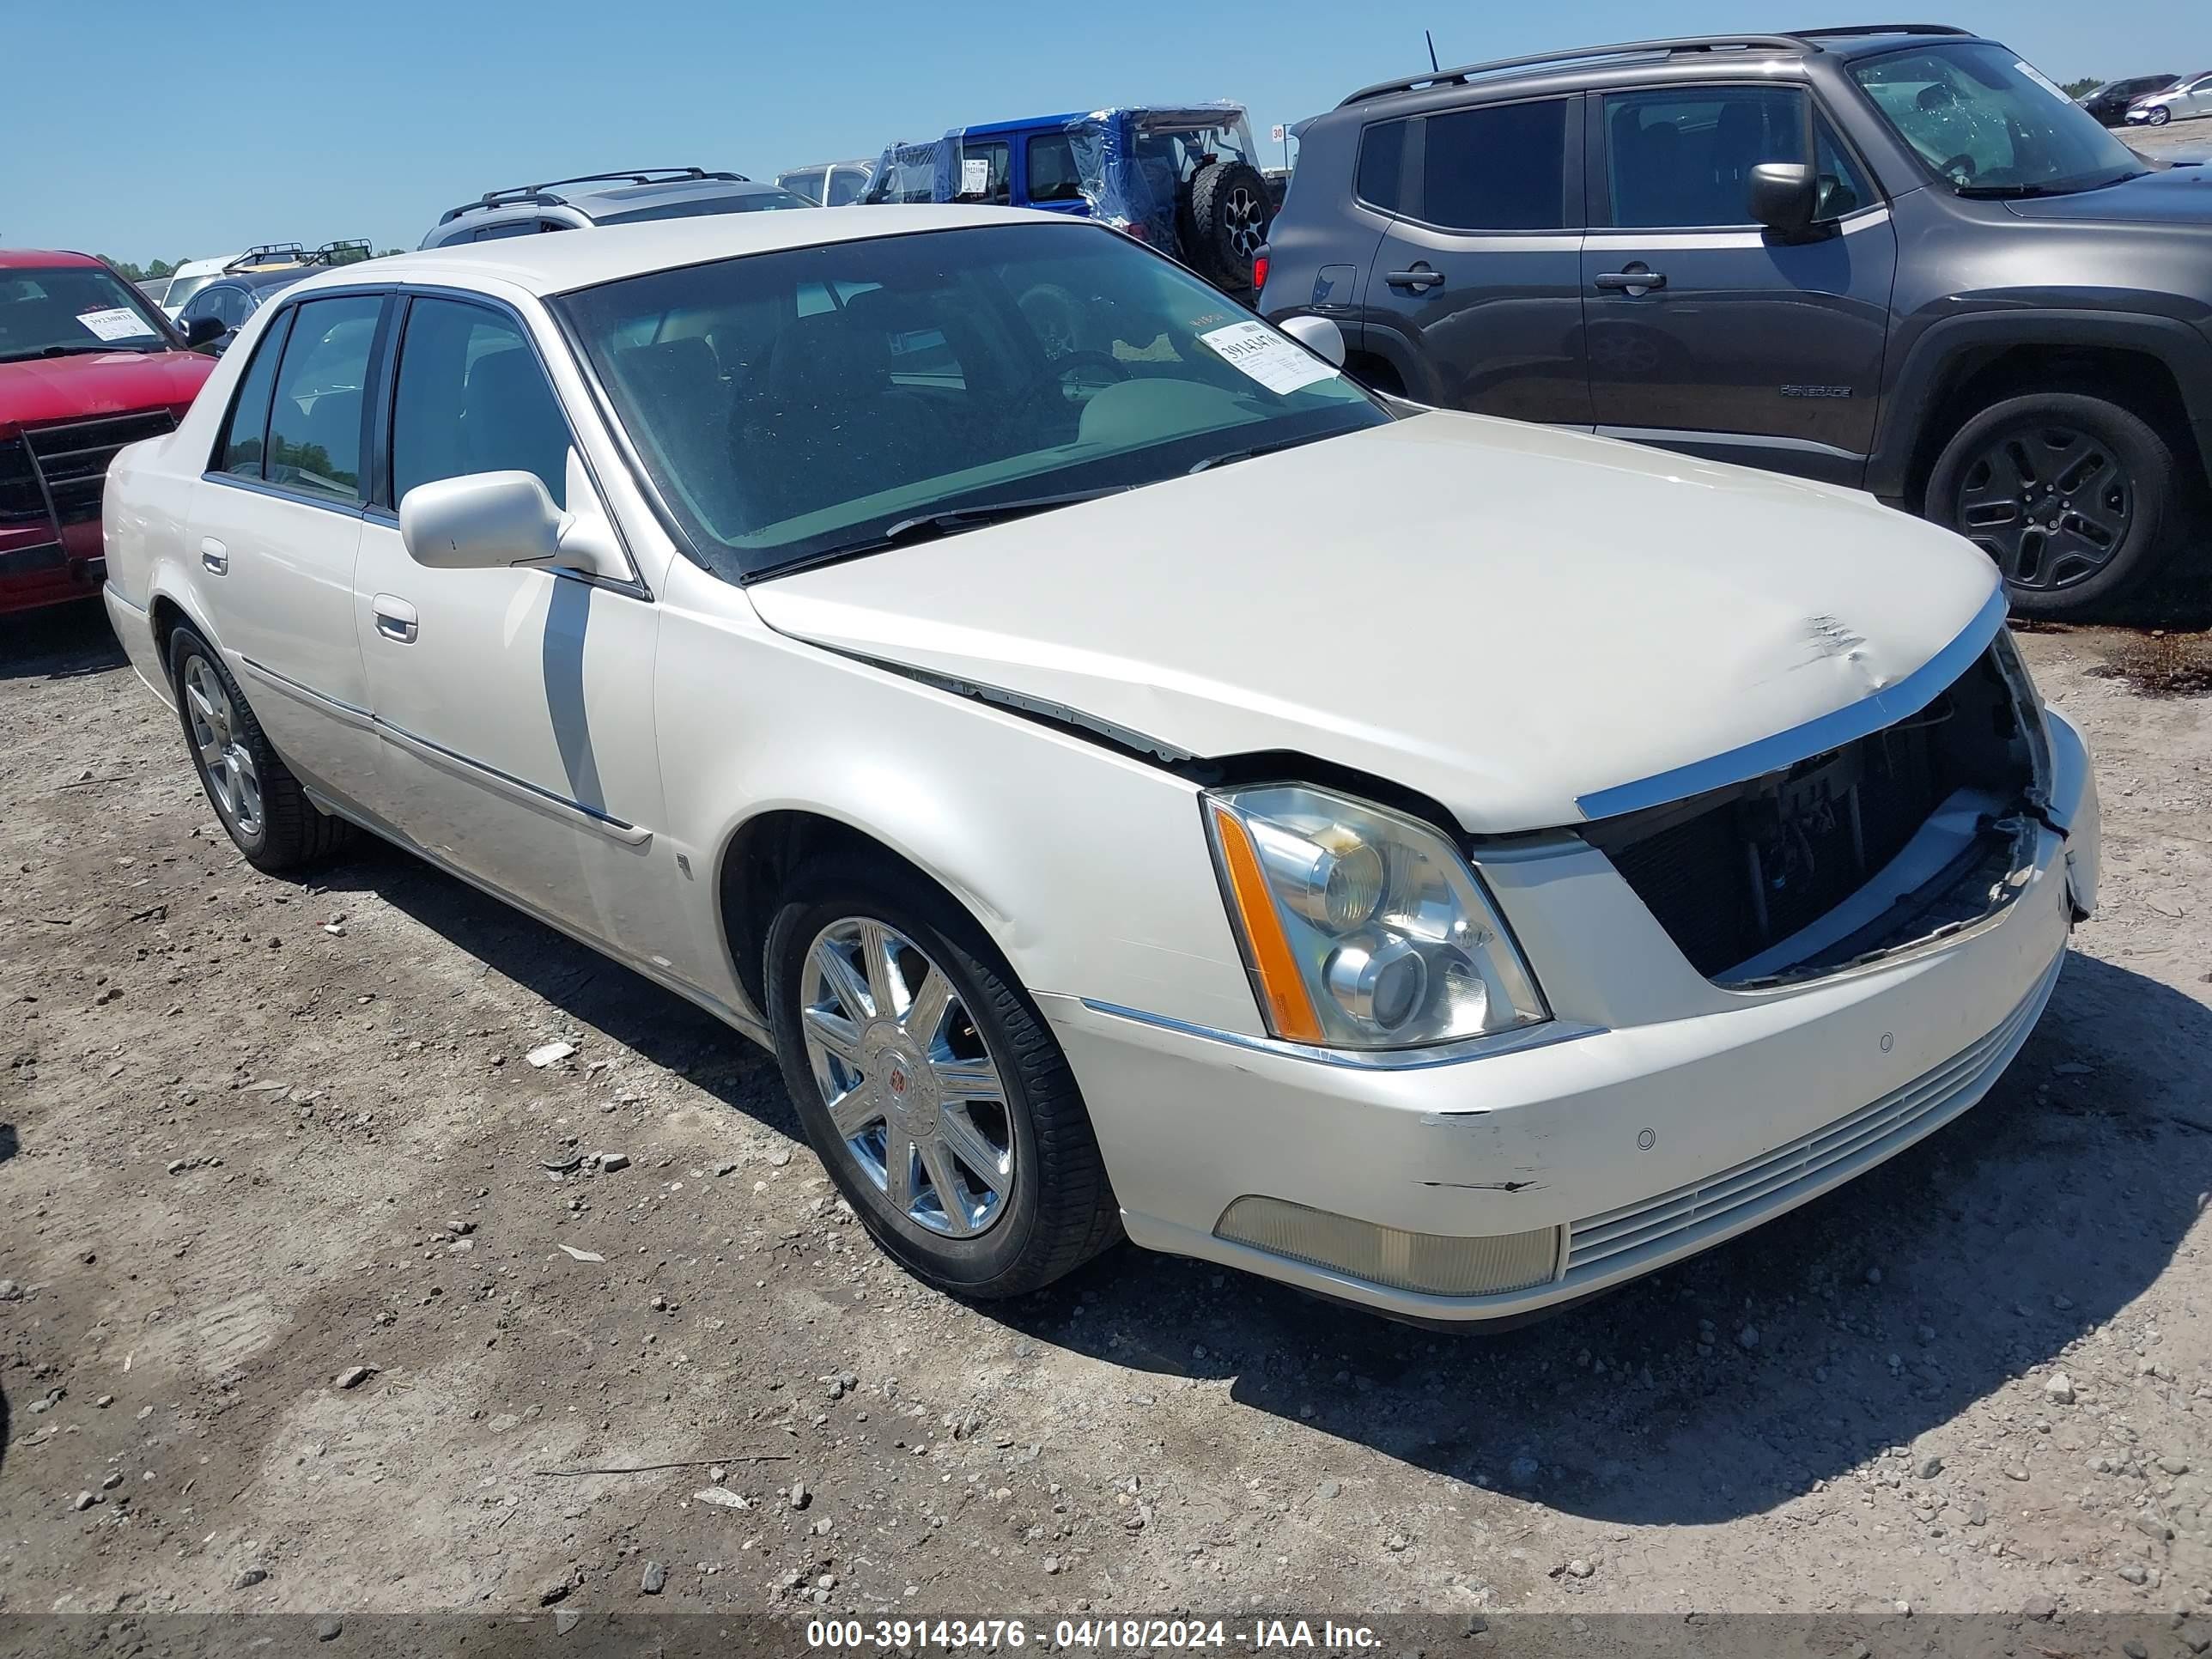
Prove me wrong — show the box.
[1215,1196,1560,1297]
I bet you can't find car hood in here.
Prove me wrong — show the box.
[748,414,2002,835]
[2001,162,2212,224]
[0,349,214,436]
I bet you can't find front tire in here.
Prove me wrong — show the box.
[2146,106,2172,126]
[763,857,1119,1298]
[1924,392,2179,618]
[167,625,352,872]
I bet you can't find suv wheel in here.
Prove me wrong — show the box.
[1925,392,2179,617]
[1184,161,1273,290]
[763,857,1120,1298]
[168,624,354,872]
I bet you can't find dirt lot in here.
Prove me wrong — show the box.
[1,593,2208,1631]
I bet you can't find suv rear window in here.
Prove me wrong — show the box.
[1354,120,1408,212]
[1423,100,1571,230]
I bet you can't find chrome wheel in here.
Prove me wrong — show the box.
[1224,185,1267,260]
[799,918,1015,1238]
[182,655,263,839]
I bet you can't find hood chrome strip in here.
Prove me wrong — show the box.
[1574,587,2009,823]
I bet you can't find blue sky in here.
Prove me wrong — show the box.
[7,0,2207,260]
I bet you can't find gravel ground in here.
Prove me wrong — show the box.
[0,596,2208,1628]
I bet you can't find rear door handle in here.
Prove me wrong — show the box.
[373,594,419,644]
[199,538,228,574]
[1385,266,1444,290]
[1595,269,1667,291]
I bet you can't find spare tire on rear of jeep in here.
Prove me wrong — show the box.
[1183,160,1271,290]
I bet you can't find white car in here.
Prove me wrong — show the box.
[2127,70,2212,125]
[100,208,2100,1324]
[158,253,242,321]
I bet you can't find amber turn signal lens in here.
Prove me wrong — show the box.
[1212,805,1325,1044]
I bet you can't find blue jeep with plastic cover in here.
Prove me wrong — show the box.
[862,105,1273,290]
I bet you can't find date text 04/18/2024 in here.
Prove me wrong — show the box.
[805,1619,1381,1650]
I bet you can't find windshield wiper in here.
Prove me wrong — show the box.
[0,343,160,363]
[1954,171,2145,199]
[1187,432,1333,475]
[878,485,1132,544]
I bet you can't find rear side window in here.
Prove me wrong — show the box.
[1354,119,1409,211]
[216,310,291,477]
[264,295,382,503]
[391,298,572,507]
[1026,132,1085,203]
[1424,100,1571,230]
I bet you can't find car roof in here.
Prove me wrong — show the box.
[953,112,1090,138]
[440,171,782,226]
[291,205,1079,300]
[0,249,105,270]
[1331,26,1996,113]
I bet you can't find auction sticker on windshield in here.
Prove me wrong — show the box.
[76,307,157,343]
[1200,320,1336,396]
[2014,59,2069,100]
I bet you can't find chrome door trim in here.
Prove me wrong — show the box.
[237,653,374,730]
[374,716,653,848]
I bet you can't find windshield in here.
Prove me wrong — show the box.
[556,222,1383,579]
[1850,43,2146,196]
[605,189,813,225]
[163,273,219,311]
[0,264,173,362]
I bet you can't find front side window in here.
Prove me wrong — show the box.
[1850,43,2144,196]
[216,310,291,477]
[780,168,829,204]
[1602,87,1872,227]
[1025,133,1085,204]
[264,295,381,503]
[1423,100,1571,230]
[0,264,170,362]
[391,298,572,507]
[556,222,1384,580]
[827,167,871,207]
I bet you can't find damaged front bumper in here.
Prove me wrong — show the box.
[1042,706,2096,1326]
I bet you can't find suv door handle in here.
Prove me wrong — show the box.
[199,538,228,574]
[373,594,419,644]
[1385,265,1444,290]
[1595,268,1667,291]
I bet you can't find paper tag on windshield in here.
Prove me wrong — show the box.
[76,307,156,342]
[1200,319,1336,396]
[2014,60,2068,100]
[960,157,991,197]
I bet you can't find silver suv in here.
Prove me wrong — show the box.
[419,167,811,248]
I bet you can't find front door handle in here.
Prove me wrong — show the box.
[199,537,228,574]
[1595,267,1667,292]
[1385,265,1445,291]
[373,594,419,645]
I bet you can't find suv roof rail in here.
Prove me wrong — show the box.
[1789,21,1976,39]
[225,243,306,270]
[437,167,749,223]
[1339,34,1814,105]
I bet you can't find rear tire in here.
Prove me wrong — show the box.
[763,854,1120,1298]
[1184,160,1273,290]
[1923,391,2179,619]
[167,624,353,873]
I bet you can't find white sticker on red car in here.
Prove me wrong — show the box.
[76,307,157,343]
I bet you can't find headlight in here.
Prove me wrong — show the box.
[1203,784,1548,1050]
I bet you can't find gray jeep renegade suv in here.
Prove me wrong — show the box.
[1261,24,2212,617]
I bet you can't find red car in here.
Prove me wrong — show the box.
[2,250,218,617]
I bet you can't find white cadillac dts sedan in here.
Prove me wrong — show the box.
[102,207,2100,1323]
